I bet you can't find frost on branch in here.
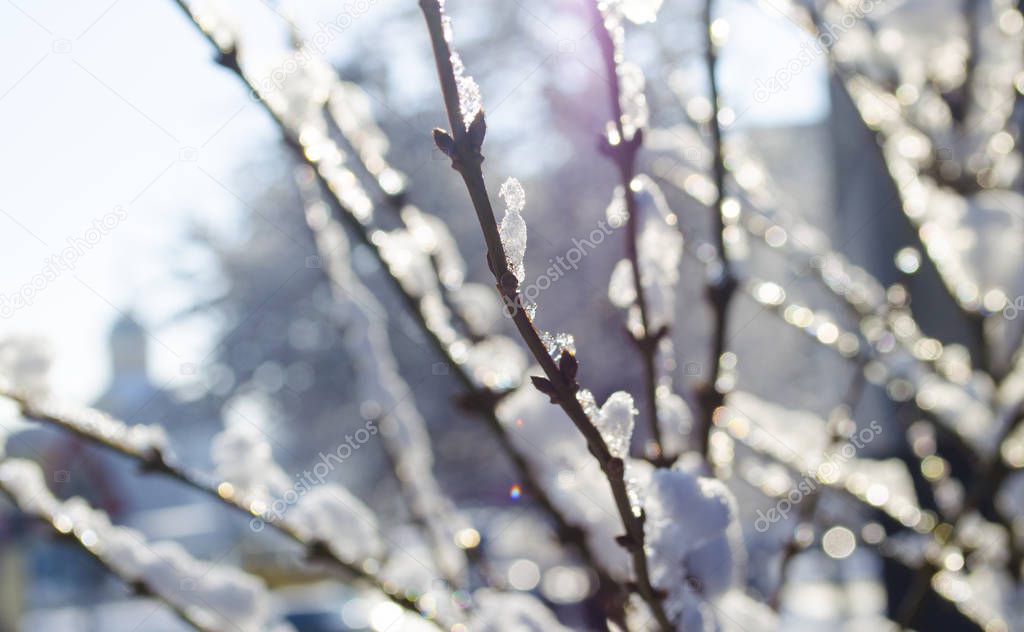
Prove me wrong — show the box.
[498,177,528,284]
[724,392,923,525]
[11,395,172,462]
[451,52,483,130]
[328,79,408,196]
[0,458,291,632]
[618,62,650,137]
[438,1,482,130]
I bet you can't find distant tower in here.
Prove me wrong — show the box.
[110,314,147,375]
[94,314,156,415]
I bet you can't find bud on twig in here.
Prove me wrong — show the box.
[558,349,579,384]
[214,45,242,75]
[530,376,559,403]
[467,110,487,152]
[433,128,456,158]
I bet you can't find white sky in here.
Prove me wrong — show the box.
[0,0,828,404]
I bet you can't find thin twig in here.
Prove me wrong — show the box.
[417,1,672,628]
[588,0,667,462]
[695,0,737,458]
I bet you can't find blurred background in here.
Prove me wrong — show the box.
[0,0,1021,630]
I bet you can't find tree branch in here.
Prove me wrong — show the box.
[0,466,211,632]
[695,0,737,458]
[417,1,672,628]
[588,0,667,461]
[167,0,611,593]
[0,387,438,626]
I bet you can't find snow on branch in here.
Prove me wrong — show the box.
[0,457,289,632]
[416,1,750,628]
[294,164,474,596]
[0,386,443,627]
[590,0,682,462]
[777,0,1024,329]
[666,209,996,460]
[648,116,977,402]
[169,6,604,581]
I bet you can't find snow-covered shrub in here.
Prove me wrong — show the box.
[2,0,1023,631]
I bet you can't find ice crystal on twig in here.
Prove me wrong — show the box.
[498,177,528,284]
[593,392,637,459]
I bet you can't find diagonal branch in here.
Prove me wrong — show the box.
[417,1,672,629]
[0,460,212,632]
[0,387,439,626]
[168,0,610,591]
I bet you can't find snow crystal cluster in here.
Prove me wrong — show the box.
[451,52,483,129]
[540,331,575,359]
[439,1,482,129]
[587,390,637,459]
[498,177,528,285]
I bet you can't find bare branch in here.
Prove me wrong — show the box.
[417,1,672,628]
[695,0,738,459]
[587,0,668,461]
